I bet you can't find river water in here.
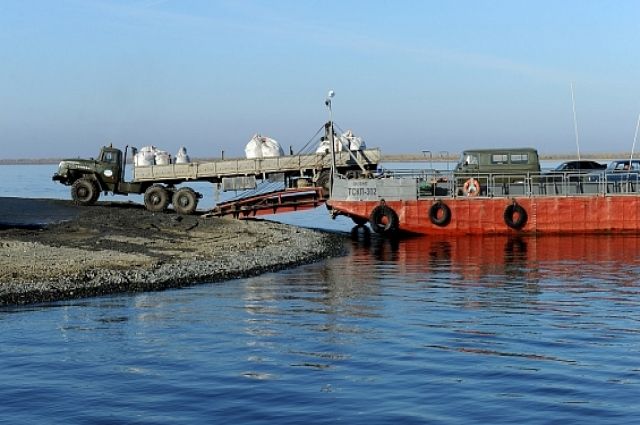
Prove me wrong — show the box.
[1,164,639,424]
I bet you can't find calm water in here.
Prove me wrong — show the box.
[1,165,640,424]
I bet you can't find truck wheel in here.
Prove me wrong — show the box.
[71,178,99,206]
[172,187,198,215]
[144,184,170,212]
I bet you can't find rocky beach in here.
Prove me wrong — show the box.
[0,199,345,305]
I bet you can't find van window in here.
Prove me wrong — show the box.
[511,153,529,164]
[463,154,478,166]
[491,154,508,164]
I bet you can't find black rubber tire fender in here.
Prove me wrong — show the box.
[144,184,170,212]
[504,203,528,230]
[369,204,399,234]
[429,201,451,226]
[172,187,199,215]
[71,178,99,206]
[351,215,368,226]
[350,223,371,240]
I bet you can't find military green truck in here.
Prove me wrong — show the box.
[52,144,381,214]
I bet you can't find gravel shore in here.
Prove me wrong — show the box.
[0,200,345,305]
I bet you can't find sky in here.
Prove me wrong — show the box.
[1,0,640,159]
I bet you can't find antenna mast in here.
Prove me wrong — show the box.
[630,112,640,163]
[325,90,336,193]
[570,81,581,160]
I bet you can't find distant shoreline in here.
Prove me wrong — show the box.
[0,159,62,165]
[0,152,630,165]
[381,152,626,162]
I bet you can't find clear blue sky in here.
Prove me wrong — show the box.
[1,0,640,159]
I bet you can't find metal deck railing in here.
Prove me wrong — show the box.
[375,169,640,199]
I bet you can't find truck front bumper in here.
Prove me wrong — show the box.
[52,173,70,185]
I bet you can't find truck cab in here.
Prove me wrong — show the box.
[53,145,126,205]
[95,146,124,189]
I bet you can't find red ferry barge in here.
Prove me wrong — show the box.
[327,164,640,236]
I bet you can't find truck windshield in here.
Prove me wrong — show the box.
[102,151,117,163]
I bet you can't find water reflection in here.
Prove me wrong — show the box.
[347,233,640,286]
[3,233,640,424]
[232,232,640,421]
[237,233,640,356]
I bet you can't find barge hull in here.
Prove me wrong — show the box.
[328,195,640,235]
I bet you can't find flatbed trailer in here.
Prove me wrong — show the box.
[53,144,381,214]
[132,149,381,185]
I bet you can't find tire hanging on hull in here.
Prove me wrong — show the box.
[504,202,528,230]
[429,201,451,226]
[369,203,399,235]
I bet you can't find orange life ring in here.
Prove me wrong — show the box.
[463,178,480,196]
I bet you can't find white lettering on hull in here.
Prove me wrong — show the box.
[345,180,378,200]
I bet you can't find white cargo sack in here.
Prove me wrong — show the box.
[315,129,366,154]
[154,150,171,165]
[134,146,156,166]
[315,139,333,154]
[245,134,284,159]
[341,129,366,151]
[175,146,190,164]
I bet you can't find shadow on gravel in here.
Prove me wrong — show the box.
[0,197,80,229]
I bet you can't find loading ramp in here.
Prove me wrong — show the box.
[205,187,327,219]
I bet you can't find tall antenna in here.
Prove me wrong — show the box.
[570,81,581,160]
[325,90,336,193]
[630,112,640,163]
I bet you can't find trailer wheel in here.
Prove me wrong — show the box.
[71,178,99,206]
[172,187,198,215]
[144,184,170,212]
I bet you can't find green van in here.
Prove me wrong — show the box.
[453,148,541,196]
[454,148,540,175]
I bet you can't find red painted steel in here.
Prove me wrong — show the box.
[362,235,640,283]
[328,195,640,235]
[209,187,326,218]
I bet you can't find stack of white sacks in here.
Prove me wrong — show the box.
[132,134,291,165]
[315,129,366,154]
[133,146,191,166]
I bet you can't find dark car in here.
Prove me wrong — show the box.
[549,160,605,173]
[587,159,640,182]
[544,160,606,182]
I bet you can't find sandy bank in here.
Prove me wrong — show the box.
[0,200,345,305]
